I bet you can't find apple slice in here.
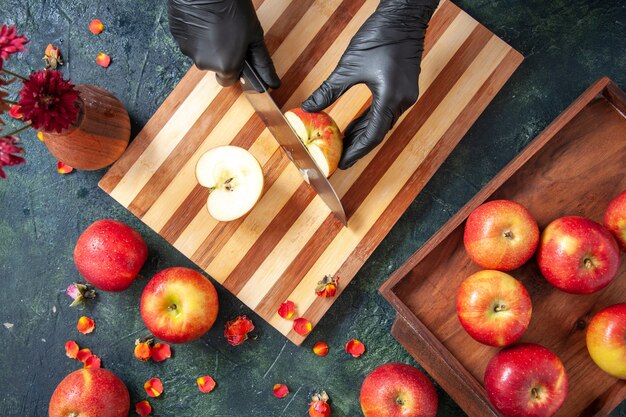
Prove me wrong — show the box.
[284,108,343,177]
[195,146,264,222]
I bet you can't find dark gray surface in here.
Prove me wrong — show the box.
[0,0,625,416]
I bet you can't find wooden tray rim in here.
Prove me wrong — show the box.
[379,76,626,417]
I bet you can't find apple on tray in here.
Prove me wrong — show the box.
[74,219,148,292]
[140,267,219,343]
[605,190,626,251]
[49,368,130,417]
[456,270,532,347]
[285,108,343,177]
[196,145,264,222]
[586,303,626,379]
[464,200,539,271]
[484,343,568,417]
[537,216,621,294]
[360,363,438,417]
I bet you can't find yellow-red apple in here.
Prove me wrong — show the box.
[456,270,532,347]
[49,368,130,417]
[74,219,148,291]
[537,216,620,294]
[140,267,219,343]
[484,343,568,417]
[605,190,626,251]
[464,200,539,271]
[285,108,343,177]
[586,303,626,379]
[360,363,437,417]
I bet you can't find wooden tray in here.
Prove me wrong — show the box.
[99,0,522,344]
[380,77,626,416]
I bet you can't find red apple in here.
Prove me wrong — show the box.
[49,368,130,417]
[604,190,626,251]
[586,303,626,379]
[74,219,148,292]
[140,267,218,343]
[285,108,343,177]
[360,363,438,417]
[484,343,568,417]
[456,270,532,347]
[464,200,539,271]
[537,216,620,294]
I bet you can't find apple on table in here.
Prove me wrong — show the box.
[605,190,626,251]
[587,303,626,379]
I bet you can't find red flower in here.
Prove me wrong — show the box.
[0,25,29,68]
[0,135,25,179]
[18,69,80,133]
[224,315,255,346]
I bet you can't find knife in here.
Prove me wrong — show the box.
[240,61,347,226]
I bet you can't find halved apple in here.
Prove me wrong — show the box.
[195,146,264,222]
[284,108,343,177]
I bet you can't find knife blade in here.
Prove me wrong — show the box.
[240,61,347,226]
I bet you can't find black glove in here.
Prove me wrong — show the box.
[168,0,280,88]
[302,0,437,169]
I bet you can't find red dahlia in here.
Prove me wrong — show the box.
[0,24,29,68]
[0,135,25,179]
[18,69,80,133]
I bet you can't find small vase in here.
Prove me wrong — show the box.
[42,85,131,170]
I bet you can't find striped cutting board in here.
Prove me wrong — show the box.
[99,0,522,344]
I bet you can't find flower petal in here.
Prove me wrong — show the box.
[278,300,295,320]
[309,391,331,417]
[144,378,163,398]
[76,348,92,363]
[151,343,171,362]
[197,375,216,393]
[315,275,339,298]
[89,19,105,35]
[37,132,44,141]
[135,400,152,417]
[96,52,111,68]
[77,316,95,334]
[43,44,62,69]
[293,318,312,336]
[65,340,79,359]
[273,383,289,399]
[134,343,152,362]
[224,316,255,346]
[312,341,329,357]
[8,105,22,119]
[84,354,101,369]
[345,339,365,358]
[57,161,74,175]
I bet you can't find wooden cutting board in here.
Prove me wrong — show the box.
[99,0,522,344]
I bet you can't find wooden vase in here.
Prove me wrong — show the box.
[42,85,131,170]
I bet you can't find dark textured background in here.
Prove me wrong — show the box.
[1,0,625,416]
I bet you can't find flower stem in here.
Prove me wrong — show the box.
[0,69,27,81]
[3,123,32,137]
[2,99,18,105]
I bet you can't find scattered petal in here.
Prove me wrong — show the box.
[135,400,152,417]
[309,391,331,417]
[197,375,216,393]
[76,348,92,363]
[273,383,289,399]
[345,339,365,358]
[293,318,312,336]
[84,354,101,369]
[278,300,295,320]
[37,132,44,141]
[0,25,29,62]
[9,105,22,119]
[315,275,339,298]
[66,283,96,307]
[312,341,329,357]
[134,342,152,362]
[96,52,111,68]
[43,43,62,69]
[144,378,163,398]
[0,135,25,179]
[57,161,74,174]
[77,316,95,334]
[65,340,79,359]
[2,322,13,329]
[89,19,105,35]
[151,343,171,362]
[224,315,255,346]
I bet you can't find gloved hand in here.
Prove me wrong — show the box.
[168,0,280,89]
[302,0,438,169]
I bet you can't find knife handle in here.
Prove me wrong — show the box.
[240,61,267,93]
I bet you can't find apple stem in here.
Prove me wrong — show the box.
[503,230,514,240]
[583,257,594,269]
[494,303,507,312]
[531,387,541,400]
[168,304,177,312]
